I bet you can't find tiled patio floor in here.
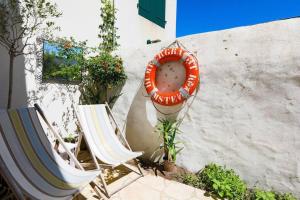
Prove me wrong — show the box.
[78,170,213,200]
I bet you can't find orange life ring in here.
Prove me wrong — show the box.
[144,47,199,106]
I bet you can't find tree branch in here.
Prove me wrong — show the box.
[0,36,12,49]
[0,40,10,51]
[15,51,31,57]
[15,17,29,44]
[17,19,41,54]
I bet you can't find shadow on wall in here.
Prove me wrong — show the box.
[0,46,28,109]
[125,83,181,160]
[125,84,161,159]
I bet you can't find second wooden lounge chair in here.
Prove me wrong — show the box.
[75,103,144,198]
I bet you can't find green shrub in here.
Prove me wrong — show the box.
[181,173,202,188]
[85,52,126,87]
[253,189,276,200]
[80,52,126,105]
[276,193,297,200]
[179,163,298,200]
[252,190,298,200]
[197,164,247,200]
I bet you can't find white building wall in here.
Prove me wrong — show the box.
[0,0,176,134]
[0,0,299,197]
[47,0,102,47]
[48,0,177,49]
[115,0,177,50]
[112,18,300,197]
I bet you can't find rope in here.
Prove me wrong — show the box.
[151,99,188,116]
[176,81,200,127]
[151,40,200,120]
[121,39,200,131]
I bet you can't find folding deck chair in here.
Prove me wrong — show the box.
[75,103,144,197]
[0,107,101,200]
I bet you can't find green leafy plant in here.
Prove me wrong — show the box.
[0,0,61,108]
[79,0,125,106]
[250,191,298,200]
[156,119,183,162]
[86,52,126,87]
[253,189,276,200]
[63,133,77,143]
[98,0,119,53]
[197,164,247,200]
[276,193,297,200]
[181,173,203,188]
[80,52,126,104]
[179,164,298,200]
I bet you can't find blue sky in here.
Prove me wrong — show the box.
[176,0,300,37]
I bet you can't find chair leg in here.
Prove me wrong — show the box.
[134,159,144,176]
[90,181,106,200]
[75,133,83,157]
[105,170,144,197]
[122,163,142,176]
[91,160,144,198]
[98,171,110,198]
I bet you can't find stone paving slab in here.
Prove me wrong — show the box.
[78,171,213,200]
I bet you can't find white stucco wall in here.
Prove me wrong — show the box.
[0,1,299,197]
[0,0,176,134]
[49,0,176,49]
[115,0,177,50]
[112,18,300,197]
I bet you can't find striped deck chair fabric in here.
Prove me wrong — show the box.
[0,108,100,200]
[77,105,142,166]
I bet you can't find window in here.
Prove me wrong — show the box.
[138,0,166,28]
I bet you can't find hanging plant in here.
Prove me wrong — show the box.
[80,0,126,106]
[80,52,126,104]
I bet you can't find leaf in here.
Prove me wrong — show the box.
[212,183,219,190]
[175,147,184,154]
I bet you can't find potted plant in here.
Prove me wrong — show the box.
[156,119,184,172]
[80,52,126,105]
[79,0,126,106]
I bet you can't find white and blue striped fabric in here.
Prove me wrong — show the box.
[77,105,142,166]
[0,108,100,200]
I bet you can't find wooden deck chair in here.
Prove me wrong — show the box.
[75,103,144,197]
[0,107,102,200]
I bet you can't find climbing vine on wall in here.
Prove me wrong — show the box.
[98,0,119,53]
[80,0,126,106]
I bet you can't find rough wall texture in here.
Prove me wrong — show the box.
[0,0,176,133]
[0,16,299,196]
[113,18,300,196]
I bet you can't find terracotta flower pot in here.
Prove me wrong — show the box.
[163,160,177,172]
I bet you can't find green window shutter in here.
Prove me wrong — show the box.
[138,0,166,28]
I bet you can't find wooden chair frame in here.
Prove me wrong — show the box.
[33,104,103,199]
[74,102,144,198]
